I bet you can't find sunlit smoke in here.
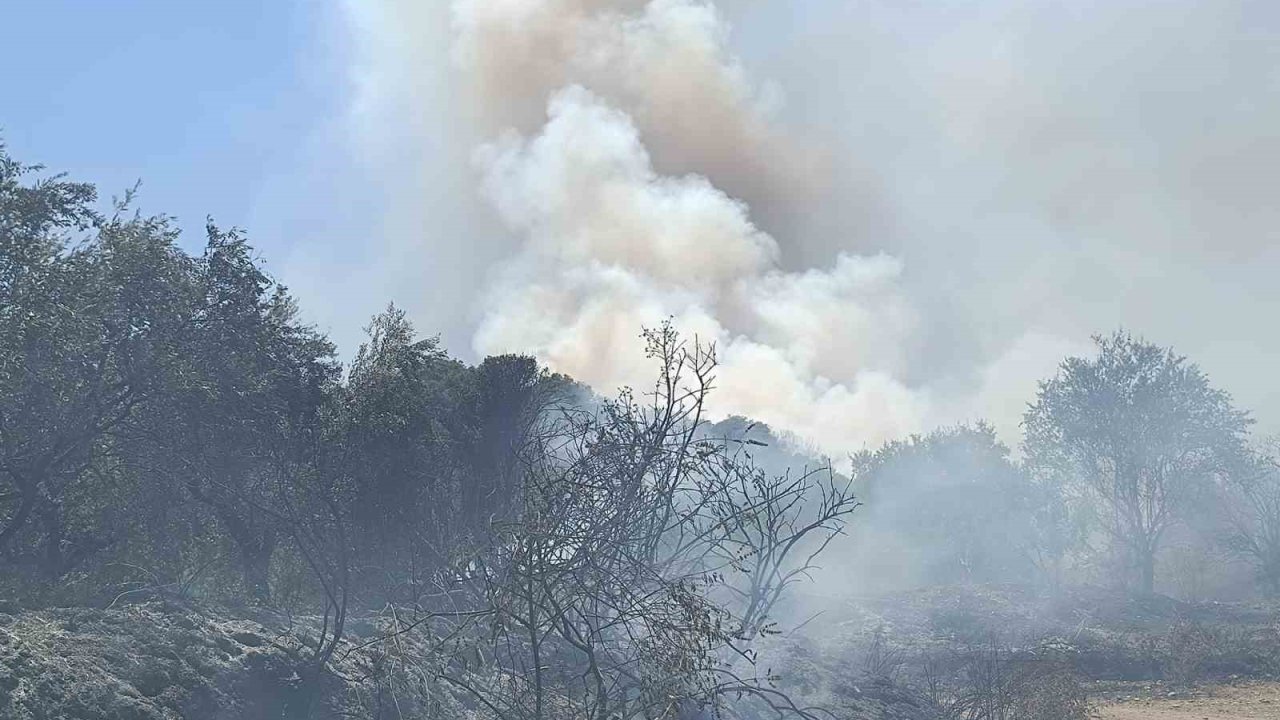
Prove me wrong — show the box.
[457,0,926,455]
[335,0,1280,454]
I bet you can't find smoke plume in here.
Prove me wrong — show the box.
[453,0,927,455]
[333,0,1280,456]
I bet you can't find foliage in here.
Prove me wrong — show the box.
[0,145,862,718]
[431,324,858,720]
[1220,439,1280,596]
[849,424,1041,586]
[1,151,196,594]
[1023,331,1252,594]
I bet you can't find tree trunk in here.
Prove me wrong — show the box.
[1138,549,1156,595]
[239,537,275,604]
[1262,556,1280,598]
[40,500,65,580]
[193,488,276,605]
[0,473,40,554]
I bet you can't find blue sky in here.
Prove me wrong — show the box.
[2,1,355,263]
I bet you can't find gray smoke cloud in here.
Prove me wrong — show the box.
[332,0,1280,455]
[457,0,931,455]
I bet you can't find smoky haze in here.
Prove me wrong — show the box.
[7,6,1280,714]
[327,0,1280,456]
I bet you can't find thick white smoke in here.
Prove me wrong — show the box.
[450,0,814,216]
[333,0,1279,455]
[457,0,926,455]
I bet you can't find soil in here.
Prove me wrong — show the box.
[1097,682,1280,719]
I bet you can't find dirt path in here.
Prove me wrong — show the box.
[1097,682,1280,719]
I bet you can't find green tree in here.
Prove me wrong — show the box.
[343,305,476,590]
[466,354,579,535]
[0,146,198,587]
[1023,331,1251,594]
[145,224,338,603]
[851,423,1038,586]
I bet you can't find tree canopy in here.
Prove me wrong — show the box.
[1023,331,1252,594]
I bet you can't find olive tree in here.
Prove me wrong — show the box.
[1023,331,1250,594]
[0,147,198,587]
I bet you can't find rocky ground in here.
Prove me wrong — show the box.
[0,604,324,719]
[0,600,957,720]
[0,603,474,720]
[0,586,1275,719]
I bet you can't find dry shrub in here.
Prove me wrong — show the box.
[862,625,906,682]
[1161,617,1216,685]
[1158,616,1280,684]
[929,639,1089,720]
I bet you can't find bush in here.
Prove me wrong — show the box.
[1158,616,1280,684]
[923,638,1089,720]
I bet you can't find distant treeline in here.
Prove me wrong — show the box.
[840,342,1277,601]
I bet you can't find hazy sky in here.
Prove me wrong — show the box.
[5,1,1277,450]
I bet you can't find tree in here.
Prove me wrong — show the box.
[144,224,338,604]
[342,305,476,588]
[1023,331,1251,594]
[1,147,199,587]
[467,355,546,532]
[1220,438,1280,597]
[849,423,1039,587]
[442,324,855,720]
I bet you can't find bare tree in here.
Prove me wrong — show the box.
[936,639,1088,720]
[702,448,858,640]
[440,323,856,720]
